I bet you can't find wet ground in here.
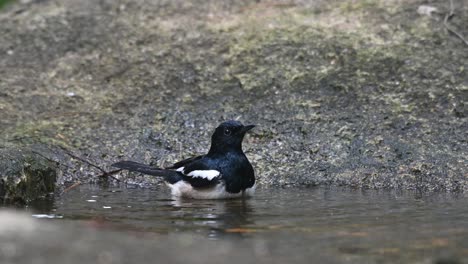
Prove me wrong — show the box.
[1,185,467,264]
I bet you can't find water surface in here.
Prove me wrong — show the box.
[5,185,468,263]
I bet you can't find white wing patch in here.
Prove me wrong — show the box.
[176,167,185,173]
[187,170,220,180]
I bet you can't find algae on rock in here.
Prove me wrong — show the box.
[0,148,57,204]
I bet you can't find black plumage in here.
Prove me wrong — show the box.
[112,120,256,198]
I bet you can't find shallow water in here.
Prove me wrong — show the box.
[3,185,468,263]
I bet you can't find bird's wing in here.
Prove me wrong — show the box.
[165,155,204,169]
[177,158,222,189]
[112,158,221,188]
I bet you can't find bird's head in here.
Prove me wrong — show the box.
[209,120,255,154]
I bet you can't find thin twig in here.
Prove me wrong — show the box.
[443,0,468,46]
[16,137,124,183]
[61,181,82,194]
[55,146,122,182]
[31,150,58,164]
[58,146,107,173]
[31,150,75,171]
[96,169,122,182]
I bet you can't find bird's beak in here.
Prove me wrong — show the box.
[241,125,255,134]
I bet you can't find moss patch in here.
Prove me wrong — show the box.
[0,148,57,204]
[0,0,14,10]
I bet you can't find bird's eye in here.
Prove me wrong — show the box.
[224,128,232,136]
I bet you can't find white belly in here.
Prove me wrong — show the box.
[166,181,256,199]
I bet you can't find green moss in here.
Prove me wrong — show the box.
[0,150,57,204]
[223,21,411,100]
[7,120,74,148]
[0,0,14,10]
[25,156,56,198]
[339,0,379,12]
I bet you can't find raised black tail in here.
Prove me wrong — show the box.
[112,161,182,184]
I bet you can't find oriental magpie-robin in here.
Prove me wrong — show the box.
[112,120,256,199]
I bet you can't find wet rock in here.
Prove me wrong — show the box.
[0,147,57,204]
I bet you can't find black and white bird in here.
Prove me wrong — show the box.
[112,120,256,199]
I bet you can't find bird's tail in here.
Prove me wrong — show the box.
[112,161,182,184]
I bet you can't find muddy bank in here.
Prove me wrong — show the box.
[0,0,466,195]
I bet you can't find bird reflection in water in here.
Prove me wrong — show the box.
[168,198,255,239]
